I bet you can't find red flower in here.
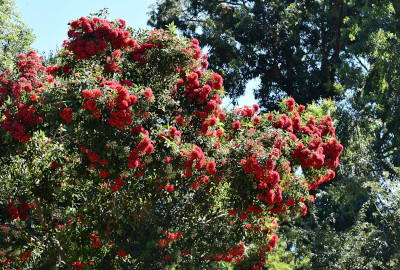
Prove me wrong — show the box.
[73,261,85,269]
[184,250,190,255]
[70,20,80,29]
[110,184,121,191]
[112,50,122,60]
[92,239,101,248]
[99,169,110,178]
[92,89,103,98]
[158,239,168,248]
[206,161,217,175]
[30,93,38,102]
[297,104,305,113]
[286,197,295,207]
[175,115,183,125]
[1,258,10,266]
[163,255,171,261]
[268,233,279,248]
[104,62,119,73]
[232,120,241,130]
[8,205,19,220]
[81,90,92,99]
[167,233,176,242]
[118,250,127,258]
[21,251,31,261]
[228,209,237,216]
[143,88,153,101]
[191,181,199,189]
[301,204,308,216]
[246,204,256,213]
[165,184,174,192]
[99,159,108,165]
[60,108,72,122]
[51,161,60,170]
[62,64,72,74]
[208,117,217,126]
[239,213,248,220]
[115,177,125,185]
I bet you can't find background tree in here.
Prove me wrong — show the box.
[0,0,35,71]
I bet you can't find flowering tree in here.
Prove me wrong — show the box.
[0,16,342,269]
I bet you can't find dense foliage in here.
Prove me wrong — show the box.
[0,16,342,269]
[149,0,400,269]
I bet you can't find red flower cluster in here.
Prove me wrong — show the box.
[208,242,245,264]
[15,51,46,81]
[101,81,138,130]
[21,251,31,261]
[118,250,127,258]
[66,17,138,60]
[73,261,85,269]
[182,146,206,171]
[82,89,101,118]
[60,108,72,122]
[90,232,101,248]
[176,66,226,136]
[160,126,181,143]
[128,136,154,169]
[131,29,168,63]
[1,53,45,143]
[322,139,343,169]
[7,199,32,221]
[158,230,182,248]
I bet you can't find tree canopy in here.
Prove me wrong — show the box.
[0,15,342,269]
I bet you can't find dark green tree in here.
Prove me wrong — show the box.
[148,0,363,109]
[0,0,35,71]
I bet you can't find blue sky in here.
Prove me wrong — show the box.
[15,0,256,107]
[15,0,155,54]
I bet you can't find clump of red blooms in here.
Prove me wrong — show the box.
[65,17,137,60]
[0,52,45,143]
[73,261,85,269]
[0,15,343,269]
[7,199,34,221]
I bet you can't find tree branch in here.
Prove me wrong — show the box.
[355,56,369,72]
[201,213,228,224]
[34,198,72,270]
